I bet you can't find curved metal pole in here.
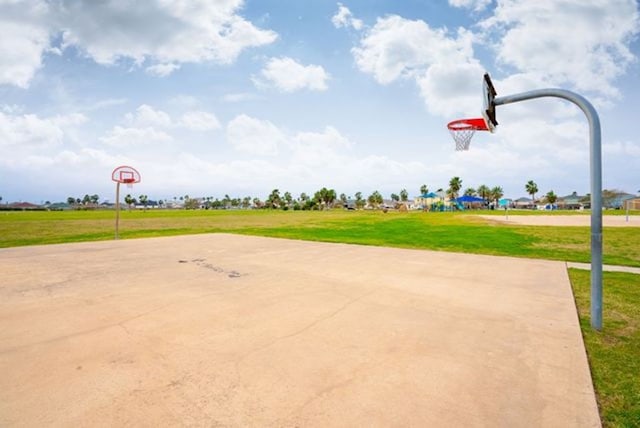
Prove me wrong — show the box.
[495,89,603,330]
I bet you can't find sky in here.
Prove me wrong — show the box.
[1,0,639,204]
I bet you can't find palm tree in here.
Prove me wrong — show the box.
[267,189,281,208]
[477,185,490,203]
[464,187,477,197]
[546,190,558,204]
[283,192,293,207]
[400,189,408,202]
[368,191,383,208]
[313,187,335,209]
[139,194,148,211]
[491,186,504,206]
[448,176,462,199]
[420,184,428,195]
[525,180,538,209]
[355,192,365,209]
[124,194,135,210]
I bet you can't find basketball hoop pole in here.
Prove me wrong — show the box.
[115,181,121,240]
[494,88,603,330]
[111,165,141,241]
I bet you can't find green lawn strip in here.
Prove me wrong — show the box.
[569,269,640,427]
[1,210,638,267]
[523,226,640,267]
[237,213,640,265]
[238,216,537,257]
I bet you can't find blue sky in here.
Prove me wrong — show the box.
[1,0,639,203]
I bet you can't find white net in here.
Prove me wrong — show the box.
[449,128,476,151]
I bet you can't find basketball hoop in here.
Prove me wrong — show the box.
[112,166,141,185]
[447,118,489,151]
[111,165,141,240]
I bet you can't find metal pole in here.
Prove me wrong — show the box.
[494,89,603,330]
[626,202,629,222]
[115,182,121,240]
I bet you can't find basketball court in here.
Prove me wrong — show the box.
[0,234,600,426]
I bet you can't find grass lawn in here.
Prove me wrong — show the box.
[569,269,640,427]
[1,209,639,266]
[1,208,639,425]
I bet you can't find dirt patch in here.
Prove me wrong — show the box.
[479,214,640,227]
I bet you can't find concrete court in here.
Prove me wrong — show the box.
[0,234,600,427]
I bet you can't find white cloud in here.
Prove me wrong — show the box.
[480,0,639,98]
[100,126,173,147]
[290,126,353,165]
[0,1,50,87]
[221,118,427,194]
[85,98,128,112]
[0,0,278,88]
[332,3,363,30]
[353,16,475,84]
[221,92,262,102]
[180,111,221,131]
[0,111,86,148]
[125,104,172,128]
[448,0,492,12]
[146,63,181,77]
[116,105,220,143]
[255,57,330,92]
[604,140,640,157]
[57,1,277,65]
[226,114,286,156]
[416,62,486,116]
[353,16,482,116]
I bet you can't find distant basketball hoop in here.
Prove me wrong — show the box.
[112,166,141,240]
[112,166,141,186]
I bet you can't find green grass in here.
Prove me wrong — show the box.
[569,269,640,427]
[1,209,639,266]
[2,208,640,424]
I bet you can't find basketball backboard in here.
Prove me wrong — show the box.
[482,73,497,132]
[111,165,141,184]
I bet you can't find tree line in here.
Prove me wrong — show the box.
[58,179,636,211]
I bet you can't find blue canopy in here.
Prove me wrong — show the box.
[422,192,439,198]
[455,195,485,203]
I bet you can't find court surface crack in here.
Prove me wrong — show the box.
[237,289,376,362]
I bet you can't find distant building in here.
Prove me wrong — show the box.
[609,193,635,209]
[558,192,585,210]
[46,202,71,210]
[624,197,640,210]
[4,202,41,210]
[514,197,534,209]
